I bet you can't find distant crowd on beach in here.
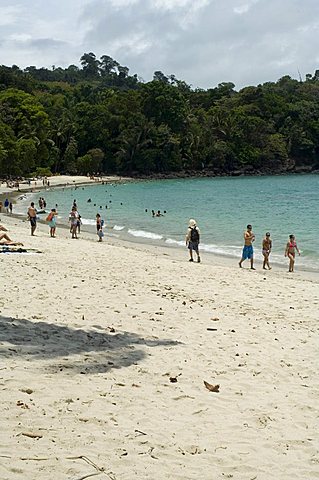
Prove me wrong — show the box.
[0,198,13,215]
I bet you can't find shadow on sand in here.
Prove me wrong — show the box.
[0,315,180,374]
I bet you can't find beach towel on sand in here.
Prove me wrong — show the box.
[0,246,42,254]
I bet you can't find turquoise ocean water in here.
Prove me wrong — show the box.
[17,175,319,271]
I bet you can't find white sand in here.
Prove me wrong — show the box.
[0,213,318,480]
[0,175,127,196]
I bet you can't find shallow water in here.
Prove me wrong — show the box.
[16,174,319,271]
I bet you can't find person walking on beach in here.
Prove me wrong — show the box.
[27,202,37,236]
[96,213,102,231]
[96,213,104,242]
[0,201,2,212]
[186,219,201,263]
[239,224,255,269]
[69,206,79,239]
[4,198,9,213]
[9,202,13,214]
[285,234,300,272]
[46,208,58,237]
[77,214,82,234]
[262,232,272,270]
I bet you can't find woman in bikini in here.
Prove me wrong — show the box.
[262,232,272,270]
[285,234,300,272]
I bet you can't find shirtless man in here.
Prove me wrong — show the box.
[239,224,255,270]
[27,202,37,236]
[262,232,272,270]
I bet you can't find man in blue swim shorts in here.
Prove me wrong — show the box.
[239,224,255,270]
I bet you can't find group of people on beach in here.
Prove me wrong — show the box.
[186,220,301,272]
[38,197,47,209]
[26,201,58,238]
[0,198,13,214]
[23,197,103,242]
[238,224,300,272]
[1,187,302,272]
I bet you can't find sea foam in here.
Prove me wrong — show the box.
[128,229,163,240]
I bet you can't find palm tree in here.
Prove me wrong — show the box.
[116,121,153,173]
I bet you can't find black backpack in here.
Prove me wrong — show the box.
[190,227,199,242]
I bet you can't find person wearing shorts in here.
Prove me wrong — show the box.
[239,224,255,270]
[47,208,58,237]
[27,202,37,236]
[69,207,79,239]
[185,218,201,263]
[262,232,272,270]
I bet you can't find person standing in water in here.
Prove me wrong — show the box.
[185,219,201,263]
[262,232,272,270]
[285,234,300,272]
[239,224,255,269]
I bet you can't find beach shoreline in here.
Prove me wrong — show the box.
[2,177,319,280]
[2,206,318,280]
[0,174,131,203]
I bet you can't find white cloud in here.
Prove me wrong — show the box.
[233,0,260,15]
[153,0,192,10]
[0,5,21,26]
[9,33,32,42]
[107,0,139,8]
[234,4,250,14]
[0,0,318,88]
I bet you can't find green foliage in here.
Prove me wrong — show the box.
[30,166,53,177]
[0,56,318,176]
[75,148,104,175]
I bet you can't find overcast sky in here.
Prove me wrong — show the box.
[0,0,318,89]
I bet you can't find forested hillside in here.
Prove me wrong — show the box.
[0,52,318,177]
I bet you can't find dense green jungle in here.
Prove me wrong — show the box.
[0,52,318,177]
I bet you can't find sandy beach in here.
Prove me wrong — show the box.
[0,209,318,479]
[0,175,129,201]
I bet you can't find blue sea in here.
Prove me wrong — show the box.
[17,174,319,271]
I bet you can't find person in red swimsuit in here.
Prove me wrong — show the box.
[285,234,300,272]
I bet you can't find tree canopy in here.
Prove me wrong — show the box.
[0,54,318,177]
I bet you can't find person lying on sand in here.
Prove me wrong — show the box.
[0,237,24,246]
[0,229,23,245]
[0,232,14,243]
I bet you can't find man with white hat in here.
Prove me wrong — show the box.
[186,219,201,263]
